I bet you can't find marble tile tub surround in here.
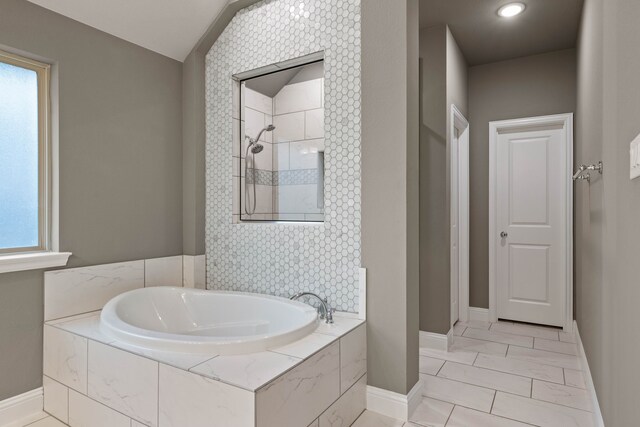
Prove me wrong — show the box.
[206,0,361,312]
[43,312,366,427]
[44,255,205,321]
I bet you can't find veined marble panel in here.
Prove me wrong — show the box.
[88,341,159,427]
[159,364,254,427]
[43,325,87,393]
[43,376,69,423]
[339,324,366,394]
[256,341,340,427]
[319,374,366,427]
[68,390,131,427]
[44,261,144,321]
[144,256,183,287]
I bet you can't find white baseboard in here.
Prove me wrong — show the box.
[574,321,605,427]
[468,307,489,322]
[419,329,451,352]
[366,379,422,421]
[0,388,43,426]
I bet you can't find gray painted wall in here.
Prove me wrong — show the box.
[362,0,420,394]
[467,49,577,308]
[0,0,183,401]
[576,0,640,424]
[418,25,467,334]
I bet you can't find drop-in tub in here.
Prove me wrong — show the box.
[100,287,318,355]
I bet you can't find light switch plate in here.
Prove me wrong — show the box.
[631,133,640,180]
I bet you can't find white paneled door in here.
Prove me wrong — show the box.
[491,115,572,327]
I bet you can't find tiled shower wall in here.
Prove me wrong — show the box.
[273,75,325,220]
[206,0,361,311]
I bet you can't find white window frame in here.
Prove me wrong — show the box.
[0,48,70,273]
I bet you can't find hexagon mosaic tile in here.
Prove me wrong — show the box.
[205,0,361,312]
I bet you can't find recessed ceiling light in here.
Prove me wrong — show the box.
[498,3,526,18]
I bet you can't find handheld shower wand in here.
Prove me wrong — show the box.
[244,125,276,216]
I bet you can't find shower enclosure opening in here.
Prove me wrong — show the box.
[236,57,325,222]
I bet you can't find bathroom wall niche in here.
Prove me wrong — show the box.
[234,58,325,222]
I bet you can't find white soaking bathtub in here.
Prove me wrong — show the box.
[100,287,318,355]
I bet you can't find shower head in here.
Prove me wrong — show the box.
[251,144,264,154]
[251,124,276,144]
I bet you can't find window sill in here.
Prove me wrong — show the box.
[0,251,72,274]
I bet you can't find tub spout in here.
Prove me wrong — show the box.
[290,292,334,324]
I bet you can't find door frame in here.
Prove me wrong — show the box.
[451,105,470,325]
[488,113,574,332]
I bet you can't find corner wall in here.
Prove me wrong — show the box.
[418,25,468,334]
[467,49,577,308]
[0,0,183,401]
[576,0,640,424]
[362,0,420,394]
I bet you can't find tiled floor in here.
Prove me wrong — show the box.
[353,320,594,427]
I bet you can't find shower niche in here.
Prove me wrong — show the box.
[233,54,325,222]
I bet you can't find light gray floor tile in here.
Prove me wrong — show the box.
[492,391,594,427]
[438,361,531,396]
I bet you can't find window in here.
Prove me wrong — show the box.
[0,49,69,272]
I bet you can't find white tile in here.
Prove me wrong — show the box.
[409,397,453,427]
[532,380,593,411]
[44,261,144,321]
[447,405,531,427]
[351,411,404,427]
[491,391,594,427]
[305,108,324,139]
[244,87,273,115]
[273,112,305,142]
[274,79,322,115]
[452,323,466,336]
[308,420,319,427]
[159,364,254,427]
[419,347,477,366]
[190,351,300,391]
[43,376,68,423]
[275,184,321,214]
[245,107,266,144]
[456,320,491,330]
[88,341,158,427]
[438,361,531,396]
[490,322,560,340]
[144,256,183,287]
[463,328,534,348]
[564,369,587,389]
[43,326,87,393]
[68,389,130,427]
[265,115,273,142]
[290,139,324,170]
[507,345,581,369]
[449,336,508,356]
[419,355,445,375]
[273,142,290,170]
[131,421,147,427]
[110,340,215,371]
[271,332,337,359]
[25,417,68,427]
[193,254,206,289]
[421,374,495,412]
[339,324,366,394]
[474,353,564,383]
[319,374,366,427]
[256,341,340,427]
[50,313,113,344]
[315,317,364,337]
[534,337,578,355]
[182,255,195,288]
[559,331,577,343]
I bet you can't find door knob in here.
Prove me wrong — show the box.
[500,231,508,238]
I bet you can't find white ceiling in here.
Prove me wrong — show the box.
[420,0,584,66]
[26,0,228,61]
